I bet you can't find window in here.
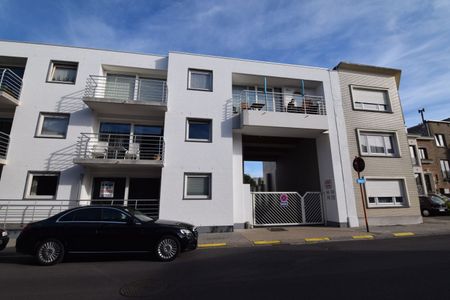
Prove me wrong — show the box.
[435,134,446,147]
[418,148,428,160]
[359,131,397,156]
[59,208,102,222]
[186,119,212,142]
[48,61,78,83]
[440,160,450,180]
[36,113,70,138]
[188,69,212,91]
[409,145,418,165]
[25,172,59,199]
[351,86,390,112]
[365,179,407,207]
[184,173,211,199]
[101,208,129,222]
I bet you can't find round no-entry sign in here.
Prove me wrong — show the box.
[353,156,365,173]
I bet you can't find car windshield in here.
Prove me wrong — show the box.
[125,208,154,222]
[430,195,446,205]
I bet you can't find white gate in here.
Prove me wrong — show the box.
[252,192,324,226]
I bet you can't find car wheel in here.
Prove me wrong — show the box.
[155,236,179,262]
[422,209,430,217]
[35,239,65,266]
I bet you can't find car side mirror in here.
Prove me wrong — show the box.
[127,218,141,225]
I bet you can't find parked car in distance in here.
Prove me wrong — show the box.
[0,228,9,251]
[419,194,449,217]
[16,206,198,265]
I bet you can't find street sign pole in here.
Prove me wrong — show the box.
[353,156,369,233]
[357,170,370,233]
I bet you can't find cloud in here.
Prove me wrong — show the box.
[0,0,449,126]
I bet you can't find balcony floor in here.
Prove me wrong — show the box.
[83,97,167,117]
[73,158,163,168]
[0,91,19,109]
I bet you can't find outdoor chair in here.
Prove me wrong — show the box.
[125,142,140,160]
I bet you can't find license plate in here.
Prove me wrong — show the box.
[439,208,445,212]
[0,240,2,245]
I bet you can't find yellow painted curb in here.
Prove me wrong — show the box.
[393,232,415,237]
[253,240,281,245]
[198,243,227,248]
[304,237,330,243]
[352,235,374,240]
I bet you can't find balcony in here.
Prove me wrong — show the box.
[83,75,167,117]
[0,131,9,164]
[74,133,164,168]
[0,68,22,109]
[233,90,328,137]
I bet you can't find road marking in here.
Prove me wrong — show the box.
[253,240,281,245]
[198,243,227,248]
[393,232,415,237]
[352,235,374,240]
[304,237,330,243]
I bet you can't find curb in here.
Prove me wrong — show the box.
[253,240,281,245]
[352,235,374,240]
[198,243,227,248]
[304,237,330,243]
[392,232,415,237]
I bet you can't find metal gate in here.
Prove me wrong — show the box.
[252,192,324,226]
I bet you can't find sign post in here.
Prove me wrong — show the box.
[353,156,369,233]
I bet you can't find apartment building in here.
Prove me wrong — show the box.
[0,41,421,231]
[408,119,450,196]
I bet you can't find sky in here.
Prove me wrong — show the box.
[0,0,449,127]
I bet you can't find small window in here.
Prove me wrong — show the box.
[418,148,428,160]
[48,61,78,83]
[25,172,59,199]
[351,86,390,112]
[102,208,129,222]
[188,69,212,91]
[365,178,407,208]
[359,131,398,157]
[186,118,212,142]
[435,134,446,147]
[36,113,70,138]
[184,173,211,199]
[440,160,450,180]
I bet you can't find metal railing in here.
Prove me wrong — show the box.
[233,90,326,115]
[252,192,324,226]
[85,75,167,103]
[0,199,160,228]
[0,131,9,160]
[76,133,164,161]
[0,68,23,100]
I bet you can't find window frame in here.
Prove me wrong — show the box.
[47,60,79,84]
[357,129,400,157]
[418,147,428,160]
[35,112,70,139]
[440,160,450,180]
[187,69,213,91]
[349,85,392,113]
[364,177,409,208]
[435,134,446,147]
[183,173,212,200]
[185,118,213,143]
[24,171,60,200]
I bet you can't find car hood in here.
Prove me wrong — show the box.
[153,219,195,229]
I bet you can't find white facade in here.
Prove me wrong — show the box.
[0,40,420,231]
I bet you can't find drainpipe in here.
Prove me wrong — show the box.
[264,77,267,110]
[301,79,305,96]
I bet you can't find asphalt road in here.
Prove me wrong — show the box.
[1,235,450,300]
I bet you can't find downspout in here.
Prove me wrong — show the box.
[264,77,267,111]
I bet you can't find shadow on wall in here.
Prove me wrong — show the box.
[45,143,78,171]
[221,98,237,138]
[55,89,87,113]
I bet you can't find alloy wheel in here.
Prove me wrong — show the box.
[157,238,178,261]
[37,240,63,265]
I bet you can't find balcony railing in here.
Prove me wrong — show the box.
[0,68,23,100]
[0,132,10,161]
[76,133,164,162]
[233,90,326,115]
[85,75,167,103]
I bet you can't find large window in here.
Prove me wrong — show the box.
[186,118,212,142]
[36,113,70,138]
[409,145,418,165]
[188,69,212,91]
[365,178,407,207]
[435,134,446,147]
[184,173,211,199]
[350,86,390,112]
[25,172,59,199]
[440,160,450,180]
[418,147,428,160]
[358,131,397,156]
[48,61,78,84]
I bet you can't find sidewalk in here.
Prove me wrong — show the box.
[198,216,450,248]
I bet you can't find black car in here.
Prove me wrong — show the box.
[16,206,198,265]
[419,194,448,217]
[0,228,9,251]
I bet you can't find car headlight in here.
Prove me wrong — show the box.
[1,231,7,237]
[180,229,192,236]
